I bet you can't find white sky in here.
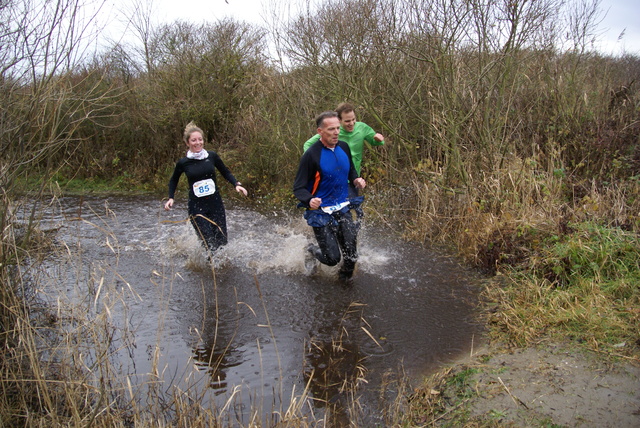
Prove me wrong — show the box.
[597,0,640,54]
[102,0,639,56]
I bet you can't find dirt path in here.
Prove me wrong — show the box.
[430,342,640,427]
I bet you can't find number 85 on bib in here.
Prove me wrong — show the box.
[193,178,216,197]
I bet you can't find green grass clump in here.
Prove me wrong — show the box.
[487,222,640,353]
[540,222,640,292]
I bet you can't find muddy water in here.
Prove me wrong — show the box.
[32,195,483,425]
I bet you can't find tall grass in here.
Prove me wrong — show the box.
[0,195,130,426]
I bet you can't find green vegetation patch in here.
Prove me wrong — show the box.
[14,172,161,196]
[486,222,640,354]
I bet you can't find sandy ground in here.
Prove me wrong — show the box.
[436,342,640,427]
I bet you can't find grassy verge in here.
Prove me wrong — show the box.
[14,172,167,196]
[486,221,640,351]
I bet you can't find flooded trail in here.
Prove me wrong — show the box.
[30,195,483,425]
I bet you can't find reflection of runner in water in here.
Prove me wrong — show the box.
[164,121,247,253]
[294,111,366,281]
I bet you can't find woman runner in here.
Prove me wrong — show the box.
[164,121,247,253]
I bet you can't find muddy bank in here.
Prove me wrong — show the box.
[412,341,640,427]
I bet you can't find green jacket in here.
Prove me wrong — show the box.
[303,121,384,175]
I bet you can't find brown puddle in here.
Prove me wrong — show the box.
[30,195,484,425]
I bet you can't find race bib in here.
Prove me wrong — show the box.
[193,179,216,197]
[321,201,350,214]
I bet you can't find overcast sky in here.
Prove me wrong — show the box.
[103,0,639,55]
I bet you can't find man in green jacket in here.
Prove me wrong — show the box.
[303,102,385,176]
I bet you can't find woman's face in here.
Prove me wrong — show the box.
[186,131,204,153]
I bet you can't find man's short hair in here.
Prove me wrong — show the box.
[315,111,338,128]
[335,103,355,120]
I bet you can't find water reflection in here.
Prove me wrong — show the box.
[193,333,242,393]
[302,302,371,426]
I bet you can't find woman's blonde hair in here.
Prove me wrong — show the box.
[183,121,205,144]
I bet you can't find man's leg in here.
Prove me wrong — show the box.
[336,210,359,279]
[311,223,341,266]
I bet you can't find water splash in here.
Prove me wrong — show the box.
[163,208,394,277]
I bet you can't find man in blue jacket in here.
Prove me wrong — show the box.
[293,111,366,281]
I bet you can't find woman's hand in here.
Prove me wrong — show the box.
[164,198,174,210]
[235,185,248,197]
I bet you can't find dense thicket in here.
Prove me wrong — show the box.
[1,0,638,248]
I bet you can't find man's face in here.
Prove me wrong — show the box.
[318,117,341,147]
[340,111,356,132]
